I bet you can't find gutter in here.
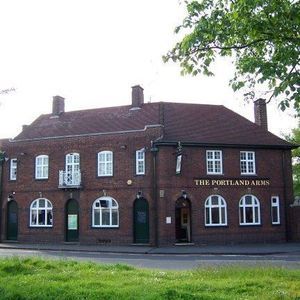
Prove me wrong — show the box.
[153,141,297,150]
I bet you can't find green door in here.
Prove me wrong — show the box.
[134,198,149,243]
[7,200,18,240]
[66,199,79,242]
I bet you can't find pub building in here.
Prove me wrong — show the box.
[0,85,297,246]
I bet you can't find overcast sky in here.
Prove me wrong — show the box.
[0,0,297,139]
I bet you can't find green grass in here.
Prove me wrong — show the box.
[0,257,299,299]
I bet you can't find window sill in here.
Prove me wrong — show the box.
[29,225,53,228]
[240,173,257,176]
[92,226,119,229]
[239,223,261,226]
[206,173,224,176]
[205,224,228,227]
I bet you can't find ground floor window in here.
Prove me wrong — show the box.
[205,195,227,226]
[92,196,119,227]
[271,196,280,225]
[30,198,53,227]
[239,194,260,225]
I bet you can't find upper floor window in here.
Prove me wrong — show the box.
[10,158,17,180]
[136,149,145,175]
[240,151,256,175]
[30,198,53,227]
[205,195,227,226]
[239,194,261,225]
[206,150,223,174]
[98,151,113,177]
[35,155,49,179]
[92,196,119,227]
[271,196,280,225]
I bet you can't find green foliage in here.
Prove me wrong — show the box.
[286,126,300,195]
[0,257,299,299]
[164,0,300,112]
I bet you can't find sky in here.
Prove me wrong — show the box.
[0,0,297,140]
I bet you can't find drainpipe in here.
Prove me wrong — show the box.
[151,142,159,247]
[282,149,293,241]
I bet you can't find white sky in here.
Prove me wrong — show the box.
[0,0,297,139]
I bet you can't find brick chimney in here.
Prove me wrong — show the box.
[131,85,144,108]
[254,98,268,131]
[52,95,65,115]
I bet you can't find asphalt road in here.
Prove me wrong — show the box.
[0,248,300,270]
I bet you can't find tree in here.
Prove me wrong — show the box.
[286,127,300,196]
[164,0,300,112]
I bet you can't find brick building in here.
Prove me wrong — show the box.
[0,85,296,246]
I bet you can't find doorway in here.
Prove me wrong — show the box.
[66,199,79,242]
[133,197,149,244]
[7,200,18,240]
[175,197,191,243]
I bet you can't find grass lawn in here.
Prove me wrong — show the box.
[0,257,299,299]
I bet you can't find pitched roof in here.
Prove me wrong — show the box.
[161,103,292,147]
[13,101,292,148]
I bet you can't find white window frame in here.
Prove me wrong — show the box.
[206,150,223,174]
[271,196,280,225]
[30,198,53,227]
[10,158,17,180]
[35,155,49,179]
[92,196,119,228]
[176,154,182,174]
[205,195,227,226]
[136,149,145,175]
[240,151,256,175]
[98,151,113,177]
[239,194,261,225]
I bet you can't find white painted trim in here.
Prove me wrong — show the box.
[11,124,163,143]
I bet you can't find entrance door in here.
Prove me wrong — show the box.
[175,198,191,243]
[7,200,18,240]
[133,197,149,243]
[66,199,79,242]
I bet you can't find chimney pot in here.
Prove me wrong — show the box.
[254,98,268,131]
[52,95,65,115]
[131,85,144,108]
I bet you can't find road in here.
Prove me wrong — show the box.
[0,248,300,269]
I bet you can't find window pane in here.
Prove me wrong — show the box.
[112,210,118,225]
[205,208,210,224]
[100,200,108,207]
[102,210,110,225]
[211,196,218,206]
[94,210,100,226]
[254,207,259,223]
[47,211,53,225]
[31,211,37,225]
[39,199,45,208]
[38,210,46,225]
[221,207,226,224]
[211,207,220,224]
[245,207,253,223]
[245,196,252,205]
[272,207,278,223]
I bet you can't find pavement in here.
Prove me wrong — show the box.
[0,241,299,255]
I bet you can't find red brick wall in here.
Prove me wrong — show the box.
[156,146,291,245]
[0,134,294,246]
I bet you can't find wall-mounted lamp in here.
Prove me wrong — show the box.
[7,192,15,201]
[181,190,187,199]
[102,189,107,196]
[39,192,43,198]
[137,191,142,199]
